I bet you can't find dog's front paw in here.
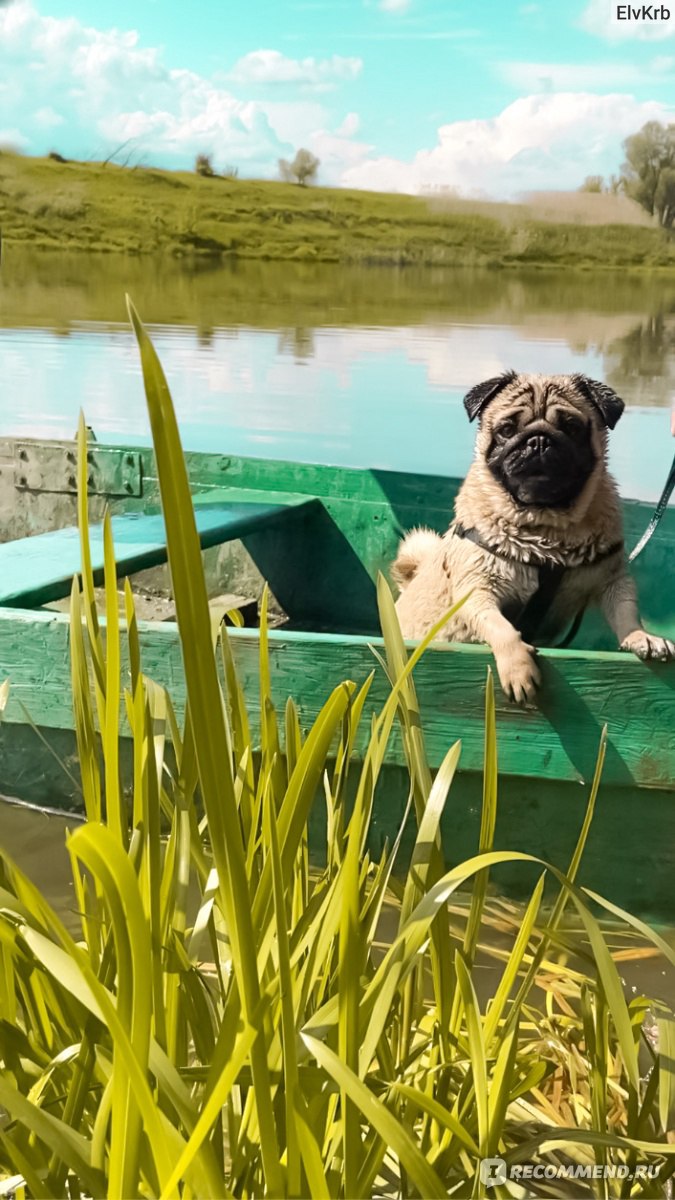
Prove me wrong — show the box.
[495,642,541,704]
[621,630,675,662]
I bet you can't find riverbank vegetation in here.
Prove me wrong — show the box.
[2,150,675,269]
[0,308,674,1197]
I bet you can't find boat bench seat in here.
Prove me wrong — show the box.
[0,486,320,609]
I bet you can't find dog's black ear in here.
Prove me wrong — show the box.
[463,370,517,422]
[572,375,625,430]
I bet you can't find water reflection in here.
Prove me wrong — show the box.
[605,314,675,409]
[277,326,315,361]
[1,249,674,498]
[0,798,83,934]
[4,250,675,340]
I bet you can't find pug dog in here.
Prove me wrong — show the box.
[393,371,675,702]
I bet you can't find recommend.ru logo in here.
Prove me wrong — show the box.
[479,1158,662,1187]
[479,1158,508,1187]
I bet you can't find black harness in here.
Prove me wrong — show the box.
[453,523,624,648]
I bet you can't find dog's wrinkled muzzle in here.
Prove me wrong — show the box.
[488,422,596,509]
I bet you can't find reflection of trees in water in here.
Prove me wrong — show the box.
[6,248,675,398]
[196,326,214,348]
[11,247,675,332]
[604,313,675,407]
[277,326,315,360]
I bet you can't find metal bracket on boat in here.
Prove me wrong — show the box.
[13,443,143,497]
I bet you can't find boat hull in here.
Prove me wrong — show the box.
[0,436,673,919]
[0,608,673,919]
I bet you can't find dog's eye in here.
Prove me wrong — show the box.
[558,411,585,435]
[496,419,518,439]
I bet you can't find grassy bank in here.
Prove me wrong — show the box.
[2,151,675,269]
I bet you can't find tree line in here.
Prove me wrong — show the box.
[580,120,675,229]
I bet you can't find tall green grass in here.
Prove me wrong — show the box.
[0,305,674,1197]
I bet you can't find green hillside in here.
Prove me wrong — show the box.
[1,152,675,269]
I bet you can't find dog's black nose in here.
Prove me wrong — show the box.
[527,433,549,455]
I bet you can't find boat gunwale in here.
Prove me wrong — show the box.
[0,601,654,666]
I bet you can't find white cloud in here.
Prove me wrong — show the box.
[0,1,365,177]
[228,49,362,90]
[259,100,328,146]
[500,60,647,91]
[98,98,284,168]
[336,111,360,137]
[581,0,675,40]
[379,0,412,10]
[241,101,370,183]
[341,92,675,197]
[0,127,28,149]
[308,125,373,181]
[33,105,64,128]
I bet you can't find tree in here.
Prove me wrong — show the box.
[655,167,675,230]
[278,148,320,186]
[195,153,215,177]
[579,175,604,193]
[620,121,675,227]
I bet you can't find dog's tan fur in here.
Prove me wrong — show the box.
[393,372,674,702]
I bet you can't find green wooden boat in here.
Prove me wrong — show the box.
[0,434,673,919]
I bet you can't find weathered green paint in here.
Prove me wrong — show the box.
[0,608,672,788]
[0,436,673,917]
[0,489,320,608]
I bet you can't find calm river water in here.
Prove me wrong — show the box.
[1,249,675,500]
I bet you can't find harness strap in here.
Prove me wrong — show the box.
[517,561,567,645]
[453,523,623,647]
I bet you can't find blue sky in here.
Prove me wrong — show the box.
[2,0,675,196]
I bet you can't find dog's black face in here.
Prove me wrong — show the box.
[464,372,624,511]
[486,411,597,508]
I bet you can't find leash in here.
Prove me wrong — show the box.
[628,448,675,563]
